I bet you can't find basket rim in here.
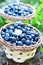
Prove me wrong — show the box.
[0,22,42,51]
[0,3,36,20]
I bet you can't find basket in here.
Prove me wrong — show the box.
[0,22,42,63]
[0,3,36,21]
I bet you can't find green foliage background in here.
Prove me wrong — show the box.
[0,0,43,33]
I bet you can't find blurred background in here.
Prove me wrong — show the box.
[0,0,43,34]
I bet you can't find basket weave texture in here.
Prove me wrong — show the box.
[0,23,42,63]
[0,3,36,21]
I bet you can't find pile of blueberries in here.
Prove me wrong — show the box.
[4,4,33,16]
[1,23,39,46]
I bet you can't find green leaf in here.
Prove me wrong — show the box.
[40,0,43,3]
[23,20,30,24]
[40,46,43,53]
[40,4,43,9]
[0,16,4,28]
[36,6,41,15]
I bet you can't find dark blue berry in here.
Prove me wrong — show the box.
[14,10,18,14]
[2,35,5,38]
[20,33,26,38]
[35,33,39,37]
[1,32,5,35]
[25,26,31,31]
[18,23,24,27]
[28,8,33,14]
[9,7,13,12]
[2,28,6,32]
[26,31,31,35]
[4,36,9,41]
[24,9,28,12]
[26,35,32,40]
[31,34,35,38]
[4,8,9,14]
[16,36,19,41]
[18,11,22,16]
[35,37,39,42]
[9,36,12,41]
[14,24,18,28]
[5,33,10,37]
[21,38,26,43]
[8,30,13,35]
[22,28,26,33]
[12,37,16,42]
[23,12,28,16]
[8,26,14,30]
[30,41,36,45]
[17,26,21,29]
[8,12,13,15]
[12,33,17,37]
[25,40,30,45]
[16,41,23,46]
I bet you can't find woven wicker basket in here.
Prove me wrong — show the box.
[0,22,42,63]
[0,3,36,21]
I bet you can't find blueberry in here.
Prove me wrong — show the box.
[2,28,6,32]
[23,44,27,47]
[31,34,35,38]
[14,10,18,14]
[35,32,39,37]
[28,8,33,14]
[8,5,12,8]
[35,37,39,42]
[5,33,10,37]
[9,7,13,12]
[12,37,16,42]
[17,26,21,29]
[1,32,5,35]
[6,30,9,33]
[24,9,28,12]
[8,26,14,30]
[21,38,26,43]
[8,12,13,15]
[12,33,17,37]
[22,28,26,33]
[26,31,31,35]
[13,13,16,16]
[25,26,31,31]
[4,36,9,41]
[4,8,9,14]
[18,8,21,11]
[21,13,24,16]
[20,33,26,38]
[26,35,32,40]
[23,12,28,16]
[18,23,24,27]
[14,6,18,10]
[9,36,12,40]
[13,4,17,6]
[30,41,36,45]
[18,6,21,11]
[18,11,22,16]
[16,36,19,41]
[16,41,23,46]
[8,30,13,35]
[2,35,5,38]
[25,40,30,45]
[14,24,18,28]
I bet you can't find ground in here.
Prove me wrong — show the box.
[0,44,43,65]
